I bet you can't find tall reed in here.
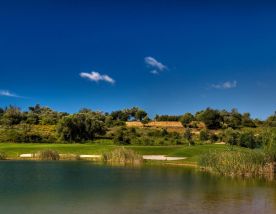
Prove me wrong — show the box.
[0,152,7,160]
[36,149,60,160]
[102,147,143,165]
[199,150,273,177]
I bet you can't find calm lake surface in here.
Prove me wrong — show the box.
[0,161,275,214]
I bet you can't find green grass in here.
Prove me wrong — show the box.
[0,141,249,164]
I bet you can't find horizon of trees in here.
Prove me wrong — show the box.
[0,104,275,129]
[0,104,275,148]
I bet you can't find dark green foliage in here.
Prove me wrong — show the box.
[266,111,276,127]
[1,106,23,126]
[113,128,131,145]
[196,108,222,129]
[241,113,256,127]
[222,128,240,146]
[57,112,107,142]
[199,129,209,141]
[27,104,65,125]
[0,108,4,117]
[222,128,259,149]
[239,131,259,149]
[155,114,181,121]
[209,132,218,143]
[184,128,194,145]
[180,113,194,127]
[220,108,242,129]
[110,107,148,122]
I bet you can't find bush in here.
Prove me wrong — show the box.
[0,152,7,160]
[239,131,259,149]
[37,149,60,160]
[57,112,106,142]
[113,128,132,145]
[260,128,276,162]
[222,128,240,146]
[102,148,143,164]
[199,129,209,141]
[184,128,194,146]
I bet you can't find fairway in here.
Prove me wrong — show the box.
[0,142,246,163]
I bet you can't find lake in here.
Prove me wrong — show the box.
[0,161,275,214]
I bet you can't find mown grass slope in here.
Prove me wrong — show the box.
[0,142,249,164]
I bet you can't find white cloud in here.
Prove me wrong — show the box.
[150,70,159,75]
[0,90,21,98]
[145,56,167,74]
[211,81,237,89]
[80,71,115,84]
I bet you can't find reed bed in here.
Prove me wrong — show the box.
[102,147,143,165]
[199,150,274,177]
[36,149,60,160]
[0,152,7,160]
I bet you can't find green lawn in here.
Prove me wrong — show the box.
[0,142,249,163]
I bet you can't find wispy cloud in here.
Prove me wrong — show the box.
[211,81,237,89]
[145,56,167,74]
[0,90,22,98]
[80,71,115,84]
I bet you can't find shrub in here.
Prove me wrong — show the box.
[113,128,131,145]
[209,133,218,143]
[199,129,209,141]
[102,148,143,164]
[37,149,60,160]
[239,131,259,149]
[184,128,194,146]
[57,112,106,142]
[0,152,7,160]
[222,128,240,146]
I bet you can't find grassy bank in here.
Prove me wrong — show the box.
[0,142,247,163]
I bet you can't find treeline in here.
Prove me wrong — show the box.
[0,105,148,126]
[1,105,275,129]
[0,105,149,143]
[0,105,276,146]
[156,108,276,129]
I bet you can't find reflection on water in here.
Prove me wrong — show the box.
[0,161,275,214]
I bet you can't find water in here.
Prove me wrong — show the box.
[0,161,275,214]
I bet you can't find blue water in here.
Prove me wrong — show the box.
[0,161,275,214]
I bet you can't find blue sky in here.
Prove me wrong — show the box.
[0,0,276,119]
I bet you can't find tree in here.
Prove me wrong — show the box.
[57,112,107,142]
[199,129,210,142]
[184,128,194,146]
[222,128,240,146]
[241,112,256,127]
[227,108,242,129]
[0,108,4,116]
[197,108,222,129]
[266,111,276,127]
[239,131,259,149]
[1,106,23,126]
[135,110,147,121]
[110,110,129,121]
[27,104,64,125]
[113,127,131,145]
[180,113,194,127]
[154,114,181,121]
